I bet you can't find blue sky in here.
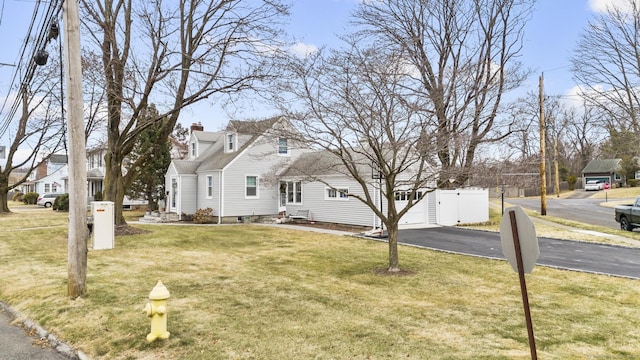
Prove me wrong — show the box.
[0,0,623,138]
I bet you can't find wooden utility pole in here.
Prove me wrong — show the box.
[539,74,547,216]
[554,135,560,198]
[63,0,88,298]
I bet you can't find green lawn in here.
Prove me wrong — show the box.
[1,204,640,359]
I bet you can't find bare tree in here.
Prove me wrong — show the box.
[353,0,534,188]
[572,0,640,134]
[0,62,66,212]
[275,42,436,272]
[561,104,604,176]
[79,0,289,225]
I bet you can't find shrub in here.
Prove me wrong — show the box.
[12,192,24,202]
[93,191,103,201]
[53,193,69,211]
[567,175,577,191]
[193,207,215,224]
[23,192,39,205]
[628,179,638,187]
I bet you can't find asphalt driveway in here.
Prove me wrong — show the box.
[397,226,640,279]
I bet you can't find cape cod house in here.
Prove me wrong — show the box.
[165,117,310,221]
[166,117,489,227]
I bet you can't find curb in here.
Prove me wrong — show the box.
[0,301,89,360]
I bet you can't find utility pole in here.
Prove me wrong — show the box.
[554,135,560,198]
[63,0,88,298]
[539,73,547,216]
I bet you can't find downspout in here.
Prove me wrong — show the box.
[218,170,223,224]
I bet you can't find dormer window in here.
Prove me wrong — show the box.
[227,133,236,152]
[191,142,196,157]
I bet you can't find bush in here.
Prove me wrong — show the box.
[628,179,638,187]
[93,191,103,201]
[567,175,577,191]
[53,193,69,211]
[193,207,215,224]
[23,192,39,205]
[12,192,24,202]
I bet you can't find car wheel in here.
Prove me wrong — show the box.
[620,217,633,231]
[44,202,52,208]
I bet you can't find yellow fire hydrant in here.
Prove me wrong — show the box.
[144,280,170,342]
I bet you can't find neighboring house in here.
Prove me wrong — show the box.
[166,116,310,221]
[582,159,624,188]
[167,117,488,227]
[33,154,68,194]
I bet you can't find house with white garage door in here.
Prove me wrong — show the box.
[166,117,488,226]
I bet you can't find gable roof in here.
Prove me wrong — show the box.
[173,160,201,174]
[582,159,622,174]
[226,117,280,134]
[49,154,68,164]
[173,116,286,174]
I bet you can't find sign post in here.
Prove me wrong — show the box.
[604,182,610,202]
[500,206,539,360]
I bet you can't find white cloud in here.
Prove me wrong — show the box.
[290,42,318,58]
[588,0,640,13]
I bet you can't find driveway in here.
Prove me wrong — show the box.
[397,226,640,279]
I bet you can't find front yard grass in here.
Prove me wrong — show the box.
[2,205,640,359]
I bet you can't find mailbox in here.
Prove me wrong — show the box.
[91,201,114,250]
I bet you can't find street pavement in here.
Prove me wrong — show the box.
[397,226,640,279]
[0,308,70,360]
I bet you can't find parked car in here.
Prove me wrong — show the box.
[37,193,63,208]
[585,180,605,191]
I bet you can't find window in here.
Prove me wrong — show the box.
[228,133,235,151]
[246,176,258,198]
[206,176,213,198]
[326,187,348,200]
[285,181,302,204]
[394,190,423,201]
[191,142,196,157]
[278,138,289,155]
[44,183,50,193]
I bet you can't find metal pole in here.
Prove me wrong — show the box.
[509,211,538,360]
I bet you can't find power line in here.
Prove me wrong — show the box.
[0,0,62,137]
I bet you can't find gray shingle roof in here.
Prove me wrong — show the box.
[582,159,622,174]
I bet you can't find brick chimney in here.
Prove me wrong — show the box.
[190,122,204,133]
[36,162,47,179]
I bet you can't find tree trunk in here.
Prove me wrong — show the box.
[104,152,127,225]
[0,189,10,213]
[387,223,400,272]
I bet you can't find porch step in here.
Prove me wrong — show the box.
[138,212,179,223]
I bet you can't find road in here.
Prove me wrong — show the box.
[504,192,624,230]
[397,226,640,279]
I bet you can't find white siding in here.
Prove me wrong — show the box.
[179,175,198,216]
[220,138,287,217]
[286,178,375,227]
[197,171,221,215]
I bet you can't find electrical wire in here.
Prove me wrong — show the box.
[0,0,63,138]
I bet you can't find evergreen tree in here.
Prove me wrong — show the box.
[126,106,172,211]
